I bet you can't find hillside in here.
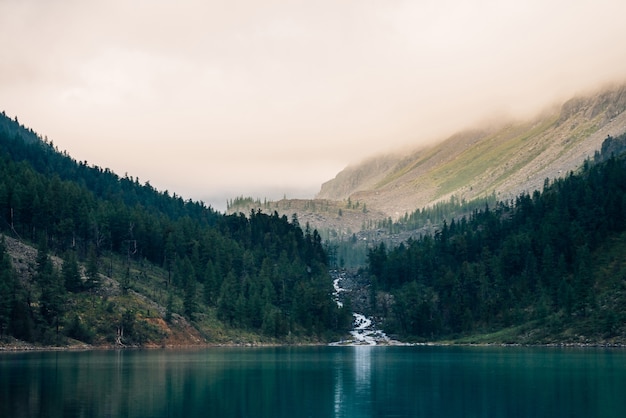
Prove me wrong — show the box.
[317,83,626,218]
[1,234,208,348]
[0,113,351,348]
[228,197,388,238]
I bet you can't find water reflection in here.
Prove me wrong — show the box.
[333,346,373,418]
[354,346,372,393]
[334,363,344,417]
[2,347,626,418]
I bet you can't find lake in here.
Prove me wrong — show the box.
[1,346,625,417]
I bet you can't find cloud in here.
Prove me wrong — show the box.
[2,0,626,209]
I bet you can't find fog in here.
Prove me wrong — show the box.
[2,0,626,210]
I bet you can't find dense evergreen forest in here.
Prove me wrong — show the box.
[368,133,626,343]
[0,113,351,345]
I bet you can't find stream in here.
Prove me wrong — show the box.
[329,270,401,346]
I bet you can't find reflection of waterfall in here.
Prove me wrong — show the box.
[354,346,372,393]
[334,346,374,418]
[334,366,344,417]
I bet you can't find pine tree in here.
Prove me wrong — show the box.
[572,245,594,316]
[62,250,82,292]
[85,244,100,291]
[175,256,197,319]
[217,271,239,325]
[202,260,218,306]
[35,244,66,342]
[165,289,174,323]
[0,238,15,337]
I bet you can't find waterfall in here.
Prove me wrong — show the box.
[330,270,399,346]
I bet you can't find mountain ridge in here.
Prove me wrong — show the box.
[316,83,626,218]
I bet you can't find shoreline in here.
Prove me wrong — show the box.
[2,339,625,353]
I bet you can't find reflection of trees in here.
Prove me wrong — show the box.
[2,348,343,417]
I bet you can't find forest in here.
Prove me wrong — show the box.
[0,113,351,345]
[368,133,626,343]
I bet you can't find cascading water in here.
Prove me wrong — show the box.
[330,270,400,346]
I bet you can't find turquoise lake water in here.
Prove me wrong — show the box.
[1,346,625,417]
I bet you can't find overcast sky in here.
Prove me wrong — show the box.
[2,0,626,210]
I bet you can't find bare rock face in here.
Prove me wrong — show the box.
[317,154,403,201]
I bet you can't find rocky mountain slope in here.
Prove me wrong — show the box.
[317,83,626,218]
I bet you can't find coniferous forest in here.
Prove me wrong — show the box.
[2,109,626,346]
[0,113,351,345]
[368,133,626,343]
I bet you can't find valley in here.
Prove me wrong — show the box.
[3,83,626,349]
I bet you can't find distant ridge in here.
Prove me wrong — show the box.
[317,83,626,218]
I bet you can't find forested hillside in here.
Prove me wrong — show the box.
[367,133,626,344]
[0,113,351,346]
[3,108,626,347]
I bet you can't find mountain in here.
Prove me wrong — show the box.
[227,84,626,269]
[317,83,626,218]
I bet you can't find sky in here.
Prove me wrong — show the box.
[2,0,626,211]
